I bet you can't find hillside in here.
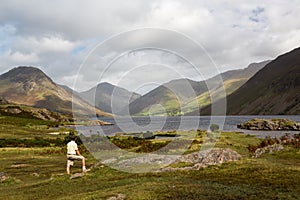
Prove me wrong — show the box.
[80,82,141,113]
[201,47,300,115]
[0,103,72,122]
[0,66,111,117]
[127,61,268,116]
[184,60,270,114]
[123,79,208,116]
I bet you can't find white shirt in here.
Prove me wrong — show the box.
[67,140,78,155]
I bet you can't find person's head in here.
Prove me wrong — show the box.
[71,135,77,141]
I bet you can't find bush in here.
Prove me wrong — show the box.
[210,124,219,132]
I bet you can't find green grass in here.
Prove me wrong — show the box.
[0,116,299,199]
[0,115,70,139]
[0,145,300,200]
[182,78,247,114]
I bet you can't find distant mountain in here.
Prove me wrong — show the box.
[126,60,269,116]
[201,47,300,115]
[184,60,270,114]
[0,66,110,117]
[80,82,141,113]
[122,79,208,116]
[59,84,78,95]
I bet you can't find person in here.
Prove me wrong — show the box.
[66,135,87,174]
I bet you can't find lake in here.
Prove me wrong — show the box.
[76,115,300,138]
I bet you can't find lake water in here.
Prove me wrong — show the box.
[76,115,300,138]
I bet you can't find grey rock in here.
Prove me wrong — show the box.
[107,193,126,200]
[159,148,241,172]
[0,172,9,182]
[70,173,84,179]
[254,144,284,158]
[238,118,300,131]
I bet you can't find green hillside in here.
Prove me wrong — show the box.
[0,66,111,117]
[201,47,300,115]
[128,61,268,116]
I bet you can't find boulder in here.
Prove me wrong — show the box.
[160,148,241,171]
[254,144,284,158]
[107,194,126,200]
[237,118,300,131]
[104,148,241,172]
[0,172,9,182]
[70,172,85,179]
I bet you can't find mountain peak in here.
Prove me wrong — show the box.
[0,66,110,117]
[80,82,141,113]
[0,66,53,84]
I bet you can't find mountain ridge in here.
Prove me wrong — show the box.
[125,60,269,116]
[80,82,141,113]
[200,47,300,115]
[0,66,111,117]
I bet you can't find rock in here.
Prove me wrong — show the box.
[117,154,179,168]
[108,148,241,172]
[0,105,72,122]
[254,144,284,158]
[10,164,30,168]
[0,172,9,182]
[87,120,114,126]
[158,148,241,172]
[107,193,126,200]
[32,172,40,177]
[102,158,117,164]
[237,118,300,131]
[70,173,85,179]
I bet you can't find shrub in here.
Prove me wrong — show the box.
[210,124,219,132]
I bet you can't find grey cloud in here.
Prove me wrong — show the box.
[0,0,300,93]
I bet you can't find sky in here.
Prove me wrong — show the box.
[0,0,300,94]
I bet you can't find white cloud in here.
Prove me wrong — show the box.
[0,50,39,67]
[0,0,299,93]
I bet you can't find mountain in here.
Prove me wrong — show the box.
[80,82,141,113]
[0,66,110,117]
[126,60,269,116]
[201,47,300,115]
[122,79,208,116]
[184,60,270,114]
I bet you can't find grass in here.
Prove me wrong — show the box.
[0,130,300,199]
[0,116,300,199]
[0,115,70,139]
[0,145,300,199]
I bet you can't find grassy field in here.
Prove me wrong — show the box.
[1,121,300,200]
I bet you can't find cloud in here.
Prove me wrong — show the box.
[0,0,299,93]
[1,50,39,65]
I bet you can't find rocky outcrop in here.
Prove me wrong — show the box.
[102,148,241,172]
[237,118,300,131]
[160,148,241,171]
[253,144,284,158]
[0,105,72,122]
